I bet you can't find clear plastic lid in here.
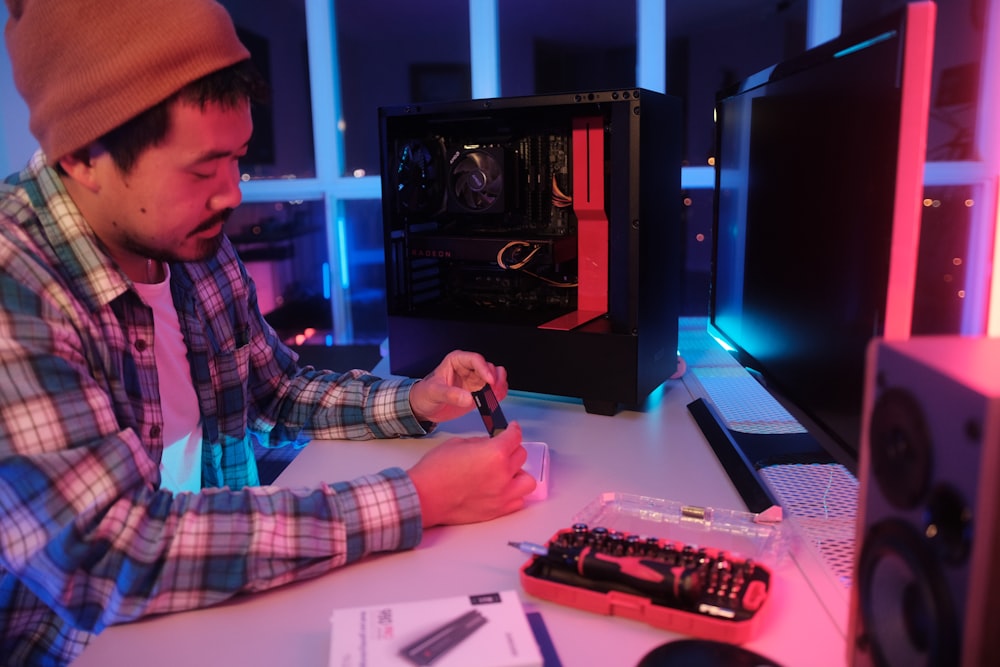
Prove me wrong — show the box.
[571,492,789,567]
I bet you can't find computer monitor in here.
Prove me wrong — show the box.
[708,2,937,466]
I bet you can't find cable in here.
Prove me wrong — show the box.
[551,175,572,208]
[496,240,577,288]
[496,240,541,270]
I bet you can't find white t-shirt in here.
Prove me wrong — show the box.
[133,266,203,493]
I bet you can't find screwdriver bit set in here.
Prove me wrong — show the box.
[515,493,787,643]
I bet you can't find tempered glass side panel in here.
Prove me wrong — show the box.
[379,90,681,410]
[381,102,609,326]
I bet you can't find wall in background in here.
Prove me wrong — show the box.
[1,0,996,338]
[0,4,33,175]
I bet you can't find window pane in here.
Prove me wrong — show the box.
[341,200,389,345]
[681,188,714,317]
[335,0,471,178]
[921,7,980,163]
[913,184,980,334]
[221,0,316,179]
[670,3,807,169]
[842,0,986,162]
[500,0,637,97]
[226,200,330,339]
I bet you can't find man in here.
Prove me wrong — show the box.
[0,0,536,664]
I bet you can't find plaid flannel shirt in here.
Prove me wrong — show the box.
[0,151,426,666]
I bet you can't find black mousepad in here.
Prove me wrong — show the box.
[637,639,783,667]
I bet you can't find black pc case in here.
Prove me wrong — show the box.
[378,89,682,415]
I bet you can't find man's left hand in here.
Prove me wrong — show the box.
[408,350,508,424]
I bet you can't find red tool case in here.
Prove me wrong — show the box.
[517,493,787,643]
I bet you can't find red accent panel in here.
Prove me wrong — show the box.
[538,117,610,331]
[572,116,609,319]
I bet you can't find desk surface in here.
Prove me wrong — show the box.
[75,372,848,667]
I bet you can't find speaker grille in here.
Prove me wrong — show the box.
[760,463,858,588]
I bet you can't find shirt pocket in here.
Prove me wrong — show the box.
[210,329,252,437]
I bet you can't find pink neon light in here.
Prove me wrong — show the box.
[884,1,936,340]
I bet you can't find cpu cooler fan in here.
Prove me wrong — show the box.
[394,138,446,215]
[448,147,508,214]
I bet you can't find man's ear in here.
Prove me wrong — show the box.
[57,146,103,193]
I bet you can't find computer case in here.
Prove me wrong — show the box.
[378,89,682,415]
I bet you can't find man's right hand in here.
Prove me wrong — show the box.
[407,422,536,527]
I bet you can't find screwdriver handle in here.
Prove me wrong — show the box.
[537,543,701,605]
[579,548,701,604]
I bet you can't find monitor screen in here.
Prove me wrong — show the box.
[709,2,937,464]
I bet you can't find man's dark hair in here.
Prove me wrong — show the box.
[98,59,268,173]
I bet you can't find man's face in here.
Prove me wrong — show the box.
[87,99,253,268]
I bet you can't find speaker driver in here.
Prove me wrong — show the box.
[869,387,933,510]
[856,519,959,667]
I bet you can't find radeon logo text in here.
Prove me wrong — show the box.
[410,248,452,258]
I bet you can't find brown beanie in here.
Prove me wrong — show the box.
[4,0,250,164]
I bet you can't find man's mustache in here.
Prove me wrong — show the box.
[192,209,233,235]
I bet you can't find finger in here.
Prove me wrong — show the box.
[511,469,538,496]
[423,379,472,409]
[481,362,498,388]
[491,366,509,398]
[444,384,475,409]
[493,421,523,452]
[498,496,527,518]
[509,443,528,470]
[456,352,495,388]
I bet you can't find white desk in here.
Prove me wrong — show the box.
[74,375,848,667]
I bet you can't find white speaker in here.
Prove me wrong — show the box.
[850,336,1000,667]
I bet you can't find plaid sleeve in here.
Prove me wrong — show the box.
[194,242,432,444]
[59,466,424,613]
[0,206,425,662]
[1,454,422,654]
[0,291,422,638]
